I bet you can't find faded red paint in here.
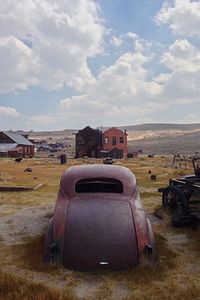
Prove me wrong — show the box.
[102,127,128,158]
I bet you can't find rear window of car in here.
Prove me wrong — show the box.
[75,178,123,193]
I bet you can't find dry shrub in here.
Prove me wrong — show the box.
[9,234,59,273]
[186,229,200,253]
[0,270,77,300]
[124,281,200,300]
[95,278,116,300]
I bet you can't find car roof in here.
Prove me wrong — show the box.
[59,164,137,197]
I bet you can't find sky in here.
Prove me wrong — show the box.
[0,0,200,131]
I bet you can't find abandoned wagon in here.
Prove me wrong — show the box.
[160,157,200,227]
[44,164,156,270]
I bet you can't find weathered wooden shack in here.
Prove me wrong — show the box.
[75,126,102,158]
[0,131,34,157]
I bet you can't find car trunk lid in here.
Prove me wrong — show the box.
[63,199,138,270]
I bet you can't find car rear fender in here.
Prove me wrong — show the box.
[43,218,53,262]
[145,218,157,262]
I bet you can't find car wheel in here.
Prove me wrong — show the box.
[172,213,191,227]
[162,186,189,215]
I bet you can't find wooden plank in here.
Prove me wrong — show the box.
[0,183,43,192]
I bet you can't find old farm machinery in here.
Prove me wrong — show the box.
[160,157,200,227]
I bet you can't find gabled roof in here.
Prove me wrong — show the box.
[2,131,33,146]
[76,126,101,135]
[103,127,126,135]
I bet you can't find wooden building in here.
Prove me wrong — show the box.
[0,131,34,157]
[75,126,102,158]
[102,127,128,158]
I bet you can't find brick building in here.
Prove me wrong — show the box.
[102,127,128,159]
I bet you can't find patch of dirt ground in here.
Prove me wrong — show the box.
[0,204,53,245]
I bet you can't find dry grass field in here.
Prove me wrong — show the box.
[0,156,200,300]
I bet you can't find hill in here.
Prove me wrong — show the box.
[15,123,200,155]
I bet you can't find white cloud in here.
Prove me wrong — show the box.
[26,115,57,125]
[0,37,38,93]
[155,0,200,37]
[126,32,139,40]
[57,36,200,126]
[0,0,104,93]
[155,39,200,104]
[182,113,200,123]
[2,35,199,129]
[0,106,21,117]
[110,36,123,47]
[161,39,200,73]
[126,32,152,54]
[58,49,164,126]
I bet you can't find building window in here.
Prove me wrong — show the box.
[105,137,109,144]
[77,136,84,145]
[112,136,116,145]
[90,137,95,144]
[120,136,124,143]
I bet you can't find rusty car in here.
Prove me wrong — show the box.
[43,164,156,270]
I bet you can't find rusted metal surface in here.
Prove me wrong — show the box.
[44,164,156,270]
[151,175,157,181]
[103,157,113,164]
[159,157,200,227]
